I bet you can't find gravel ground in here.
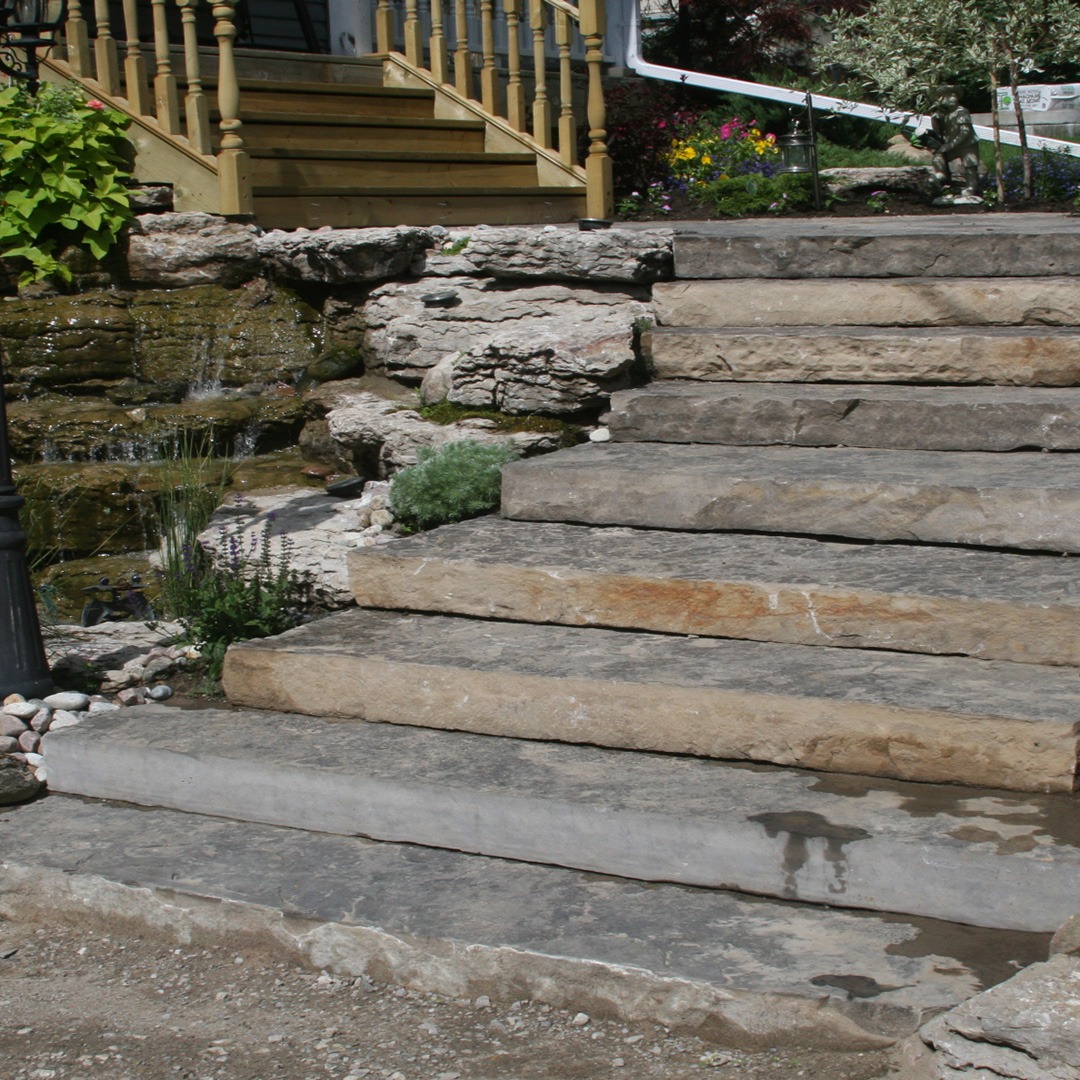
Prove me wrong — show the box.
[0,914,906,1080]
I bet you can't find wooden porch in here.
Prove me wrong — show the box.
[41,0,614,228]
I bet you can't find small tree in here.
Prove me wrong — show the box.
[820,0,1080,200]
[958,0,1080,199]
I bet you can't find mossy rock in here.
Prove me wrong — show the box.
[0,291,135,394]
[0,283,322,400]
[7,394,306,465]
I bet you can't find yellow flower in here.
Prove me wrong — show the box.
[679,146,697,160]
[702,155,712,165]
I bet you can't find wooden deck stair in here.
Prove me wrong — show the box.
[45,40,591,229]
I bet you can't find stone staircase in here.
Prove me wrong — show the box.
[34,218,1080,1049]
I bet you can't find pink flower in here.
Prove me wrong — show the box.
[86,99,106,110]
[720,124,733,139]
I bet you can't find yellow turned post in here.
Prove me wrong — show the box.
[504,0,526,131]
[150,0,180,134]
[429,0,449,83]
[579,0,612,218]
[479,0,500,115]
[64,0,91,76]
[178,0,211,154]
[529,0,550,147]
[212,0,252,215]
[92,0,120,94]
[453,0,473,98]
[403,0,423,66]
[555,8,574,165]
[375,0,392,54]
[119,0,149,114]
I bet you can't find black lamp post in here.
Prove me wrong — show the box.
[0,355,51,700]
[0,1,59,698]
[779,92,822,211]
[0,0,67,96]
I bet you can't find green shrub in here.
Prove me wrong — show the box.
[170,514,312,681]
[0,84,133,285]
[700,172,816,216]
[389,440,521,532]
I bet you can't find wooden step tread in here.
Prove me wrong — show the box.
[347,516,1080,668]
[248,148,535,164]
[222,608,1080,793]
[199,77,435,98]
[252,184,585,197]
[44,703,1080,931]
[237,110,485,131]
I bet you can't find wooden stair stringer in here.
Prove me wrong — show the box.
[42,57,221,214]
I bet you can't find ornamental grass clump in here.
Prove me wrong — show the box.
[0,85,133,285]
[389,440,521,532]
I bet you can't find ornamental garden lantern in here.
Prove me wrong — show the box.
[779,94,822,211]
[0,0,68,95]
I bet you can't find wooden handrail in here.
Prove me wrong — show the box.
[52,0,610,219]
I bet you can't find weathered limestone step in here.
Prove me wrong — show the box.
[347,517,1080,666]
[653,277,1080,327]
[672,216,1080,279]
[43,704,1080,932]
[1,796,1051,1046]
[644,325,1080,386]
[222,609,1080,793]
[501,443,1080,552]
[606,382,1080,451]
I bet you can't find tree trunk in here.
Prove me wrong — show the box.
[990,69,1005,203]
[1008,55,1033,199]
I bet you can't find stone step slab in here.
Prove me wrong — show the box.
[222,609,1080,793]
[671,216,1080,279]
[42,704,1080,932]
[500,442,1080,553]
[347,517,1080,666]
[605,382,1080,452]
[1,796,1052,1047]
[653,277,1080,328]
[644,326,1080,386]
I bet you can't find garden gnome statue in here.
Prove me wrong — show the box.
[929,85,983,204]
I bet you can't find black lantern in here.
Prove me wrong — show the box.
[0,0,68,95]
[778,93,822,211]
[778,122,815,174]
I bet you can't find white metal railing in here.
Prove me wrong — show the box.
[623,0,1080,157]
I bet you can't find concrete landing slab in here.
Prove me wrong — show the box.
[653,277,1080,328]
[501,442,1080,552]
[670,216,1080,279]
[42,704,1080,932]
[644,326,1080,386]
[222,609,1080,793]
[0,795,1052,1048]
[606,382,1080,452]
[347,517,1080,666]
